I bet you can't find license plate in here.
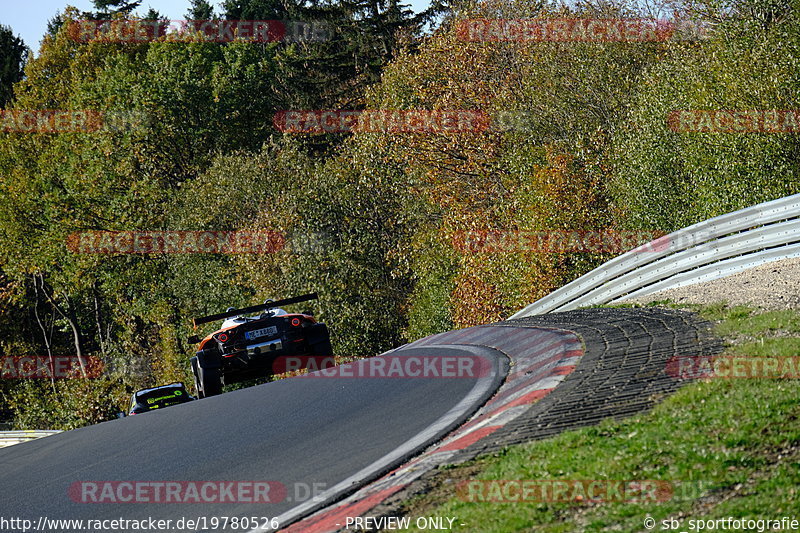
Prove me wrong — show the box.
[245,326,278,340]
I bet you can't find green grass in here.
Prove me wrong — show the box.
[395,304,800,532]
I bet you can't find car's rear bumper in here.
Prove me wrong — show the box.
[245,338,283,356]
[220,340,311,381]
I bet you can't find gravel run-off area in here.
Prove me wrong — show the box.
[624,257,800,311]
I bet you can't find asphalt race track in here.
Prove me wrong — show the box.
[0,345,506,532]
[284,308,722,531]
[0,308,722,532]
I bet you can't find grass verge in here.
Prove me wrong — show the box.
[393,303,800,532]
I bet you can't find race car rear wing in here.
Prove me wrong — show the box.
[191,293,319,328]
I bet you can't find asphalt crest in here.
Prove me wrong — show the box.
[304,307,723,531]
[0,308,722,533]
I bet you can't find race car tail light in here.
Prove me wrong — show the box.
[218,333,228,342]
[291,318,301,327]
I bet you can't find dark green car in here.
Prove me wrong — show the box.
[128,383,194,415]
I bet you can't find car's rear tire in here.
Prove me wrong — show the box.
[198,365,223,397]
[307,324,333,356]
[190,356,203,398]
[192,352,224,398]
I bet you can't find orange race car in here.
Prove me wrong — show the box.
[187,293,333,397]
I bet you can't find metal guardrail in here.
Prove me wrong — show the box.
[511,193,800,317]
[0,430,62,448]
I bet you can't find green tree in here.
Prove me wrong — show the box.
[92,0,142,15]
[612,0,800,230]
[0,9,286,426]
[222,0,424,114]
[0,25,28,107]
[186,0,216,20]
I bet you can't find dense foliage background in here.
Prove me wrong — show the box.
[1,0,798,428]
